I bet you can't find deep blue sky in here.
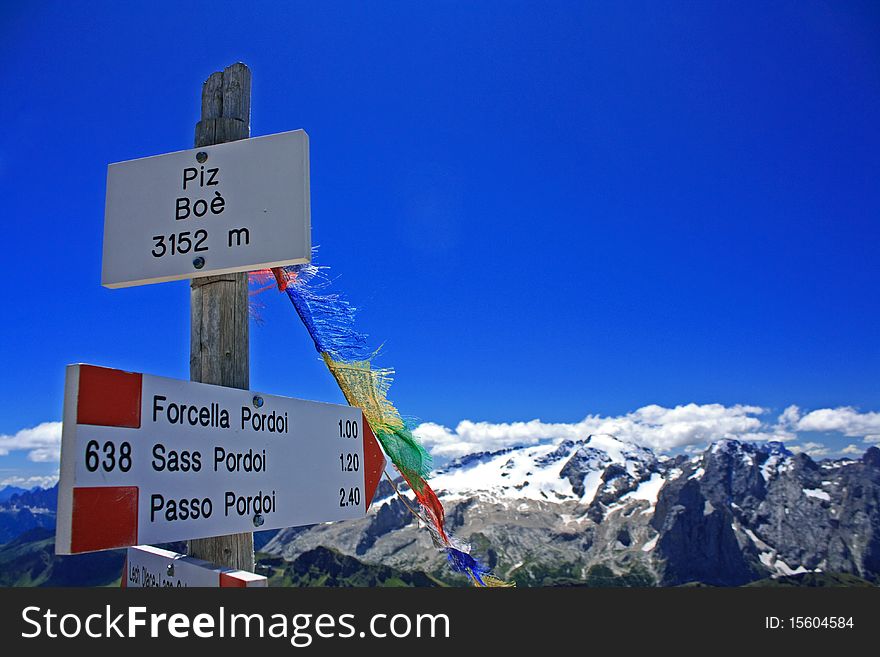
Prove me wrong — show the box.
[1,1,878,482]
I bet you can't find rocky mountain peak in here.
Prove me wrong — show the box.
[261,438,880,587]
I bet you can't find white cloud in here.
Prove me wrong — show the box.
[795,407,880,439]
[0,422,62,462]
[415,403,778,458]
[790,442,831,458]
[416,402,880,459]
[777,405,801,429]
[414,419,573,458]
[840,444,864,456]
[0,474,58,489]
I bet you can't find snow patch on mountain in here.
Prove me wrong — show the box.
[803,488,831,501]
[620,473,664,506]
[430,442,579,502]
[429,434,658,504]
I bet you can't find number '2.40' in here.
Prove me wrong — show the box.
[339,486,361,507]
[85,440,131,473]
[152,229,208,257]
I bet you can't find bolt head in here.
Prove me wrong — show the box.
[193,256,206,269]
[196,151,208,163]
[253,514,264,527]
[253,395,264,408]
[167,563,174,576]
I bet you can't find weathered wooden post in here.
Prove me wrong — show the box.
[188,62,254,570]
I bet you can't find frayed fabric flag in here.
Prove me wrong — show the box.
[250,261,511,587]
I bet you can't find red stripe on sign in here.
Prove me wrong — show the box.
[220,573,248,588]
[120,557,128,588]
[362,412,386,511]
[77,365,142,428]
[71,486,138,553]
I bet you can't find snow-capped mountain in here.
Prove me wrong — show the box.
[428,434,660,506]
[264,436,880,586]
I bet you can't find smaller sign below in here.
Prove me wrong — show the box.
[123,545,267,588]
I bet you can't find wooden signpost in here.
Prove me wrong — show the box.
[188,63,255,572]
[55,63,379,580]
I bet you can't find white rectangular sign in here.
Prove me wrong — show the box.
[123,545,267,588]
[56,364,385,555]
[102,129,310,288]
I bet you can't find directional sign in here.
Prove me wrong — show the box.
[122,545,267,588]
[56,364,386,555]
[102,129,310,288]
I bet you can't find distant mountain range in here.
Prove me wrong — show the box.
[257,547,443,587]
[0,486,29,503]
[2,437,878,586]
[0,527,123,587]
[0,484,57,544]
[265,436,880,586]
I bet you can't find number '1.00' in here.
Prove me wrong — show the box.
[339,419,358,439]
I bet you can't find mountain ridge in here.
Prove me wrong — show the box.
[0,484,58,544]
[265,436,880,586]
